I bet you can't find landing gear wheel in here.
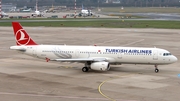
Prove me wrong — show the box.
[155,69,159,73]
[82,67,89,72]
[154,65,159,73]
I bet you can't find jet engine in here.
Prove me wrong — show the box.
[91,62,110,71]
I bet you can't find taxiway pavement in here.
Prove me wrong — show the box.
[0,27,180,101]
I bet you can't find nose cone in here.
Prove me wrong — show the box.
[172,55,178,63]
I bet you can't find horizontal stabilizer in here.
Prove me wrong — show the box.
[10,46,26,51]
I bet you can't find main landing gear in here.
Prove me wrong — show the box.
[82,67,89,72]
[155,65,159,73]
[82,62,91,72]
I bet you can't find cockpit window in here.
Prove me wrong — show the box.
[163,53,172,56]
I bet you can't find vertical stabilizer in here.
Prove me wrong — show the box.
[12,22,38,46]
[82,4,84,10]
[36,0,38,11]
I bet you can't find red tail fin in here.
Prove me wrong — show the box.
[12,22,38,46]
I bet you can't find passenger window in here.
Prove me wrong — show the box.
[163,53,165,56]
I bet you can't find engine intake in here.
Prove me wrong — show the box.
[91,62,110,71]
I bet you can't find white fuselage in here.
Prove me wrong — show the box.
[1,11,8,17]
[35,10,40,15]
[81,10,92,16]
[10,45,177,65]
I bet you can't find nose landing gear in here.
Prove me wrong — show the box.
[155,65,159,73]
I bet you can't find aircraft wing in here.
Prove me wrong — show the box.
[51,57,108,62]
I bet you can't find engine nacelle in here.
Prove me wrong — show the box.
[91,62,110,71]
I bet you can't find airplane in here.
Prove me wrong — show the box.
[79,4,93,17]
[45,4,56,13]
[10,22,178,73]
[1,11,9,18]
[31,0,44,17]
[22,8,32,12]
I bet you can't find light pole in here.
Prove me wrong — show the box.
[74,0,76,15]
[146,0,148,7]
[98,0,99,11]
[0,0,2,18]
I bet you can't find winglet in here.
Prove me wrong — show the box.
[12,22,38,46]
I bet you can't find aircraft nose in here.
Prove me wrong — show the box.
[172,56,178,63]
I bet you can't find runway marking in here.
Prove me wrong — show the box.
[121,39,144,46]
[97,39,119,45]
[98,74,137,101]
[0,92,108,100]
[98,77,117,101]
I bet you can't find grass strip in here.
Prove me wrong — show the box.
[0,20,180,29]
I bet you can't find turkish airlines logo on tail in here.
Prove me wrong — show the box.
[15,29,30,45]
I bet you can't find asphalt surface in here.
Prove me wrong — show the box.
[0,27,180,101]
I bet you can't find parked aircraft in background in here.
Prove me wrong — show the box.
[31,0,44,17]
[10,22,178,73]
[22,8,32,12]
[79,4,93,17]
[1,11,9,18]
[45,4,56,13]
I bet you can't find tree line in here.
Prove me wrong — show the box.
[3,0,180,7]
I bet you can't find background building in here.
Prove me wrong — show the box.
[2,4,16,12]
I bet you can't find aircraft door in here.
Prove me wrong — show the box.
[153,50,158,60]
[75,50,80,58]
[32,47,37,57]
[82,50,90,58]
